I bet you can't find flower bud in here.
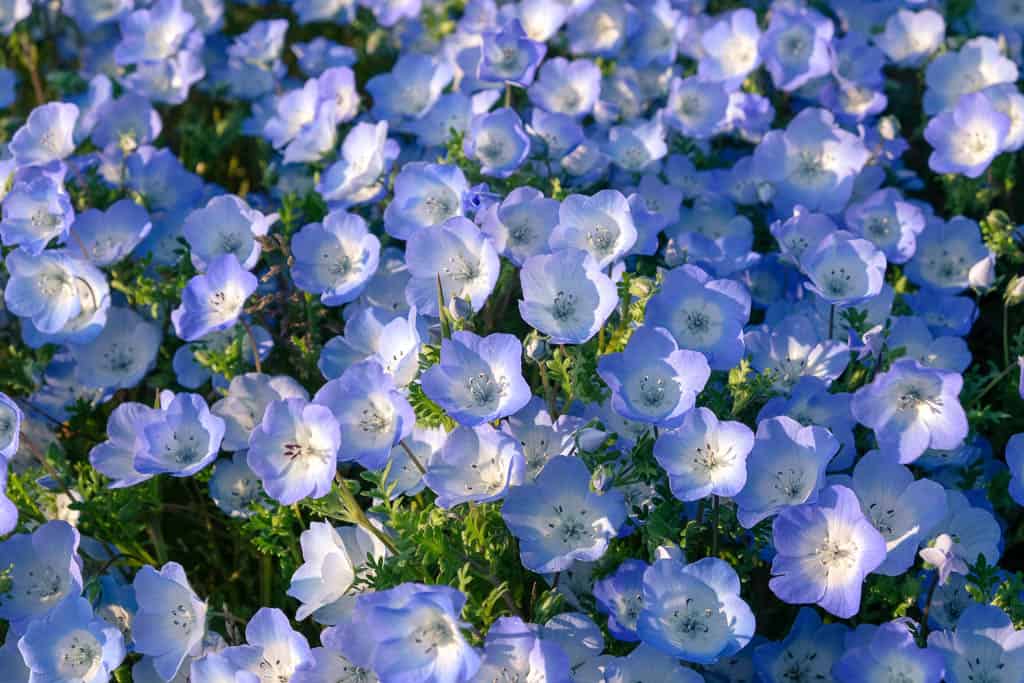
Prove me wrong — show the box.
[524,333,549,362]
[1006,275,1024,306]
[968,254,996,293]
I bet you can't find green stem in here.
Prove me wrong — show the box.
[828,303,836,341]
[334,474,400,554]
[1003,300,1011,369]
[504,82,513,109]
[399,440,427,474]
[711,495,720,558]
[967,361,1019,409]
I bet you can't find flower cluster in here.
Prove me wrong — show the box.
[2,0,1024,681]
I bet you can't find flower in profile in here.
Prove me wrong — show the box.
[132,561,208,681]
[0,520,82,633]
[288,521,389,625]
[316,121,399,207]
[246,397,340,505]
[852,358,968,464]
[593,559,647,642]
[919,533,969,586]
[291,210,380,306]
[404,216,500,317]
[549,190,636,269]
[638,556,755,664]
[769,485,887,618]
[925,91,1010,179]
[800,230,887,306]
[17,596,126,683]
[171,254,259,342]
[518,249,618,345]
[423,424,525,509]
[313,359,414,469]
[653,407,754,502]
[0,392,23,463]
[421,331,531,427]
[477,19,546,86]
[134,391,225,478]
[89,401,160,488]
[644,264,751,371]
[752,108,869,215]
[597,325,710,428]
[835,619,944,683]
[182,194,277,272]
[501,456,626,573]
[211,373,309,452]
[340,583,481,682]
[208,452,264,519]
[734,415,839,528]
[67,199,152,266]
[464,108,530,178]
[10,102,79,166]
[758,6,834,92]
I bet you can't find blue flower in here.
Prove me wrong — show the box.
[478,187,559,266]
[752,108,869,215]
[211,373,309,452]
[0,520,82,633]
[501,397,581,481]
[518,248,618,345]
[246,397,340,505]
[925,92,1010,179]
[405,216,500,317]
[288,520,389,624]
[597,325,710,427]
[928,604,1024,683]
[875,9,945,67]
[834,619,944,683]
[592,559,647,642]
[313,359,414,469]
[341,583,481,683]
[17,596,126,683]
[4,249,91,335]
[317,122,399,207]
[654,407,754,502]
[0,391,23,463]
[1006,433,1024,506]
[134,391,225,478]
[89,401,160,488]
[291,211,380,306]
[801,230,887,306]
[366,53,452,125]
[604,116,668,173]
[70,306,162,390]
[291,627,374,683]
[844,188,926,265]
[923,489,1001,582]
[698,9,762,90]
[474,616,571,682]
[114,0,195,64]
[734,415,839,528]
[527,57,601,118]
[225,20,288,100]
[131,562,207,681]
[423,424,525,509]
[906,216,992,295]
[477,20,546,87]
[549,190,636,269]
[752,608,847,683]
[171,254,259,342]
[638,556,755,664]
[319,306,421,385]
[464,108,530,179]
[183,195,277,272]
[759,6,834,92]
[852,359,968,464]
[501,456,626,573]
[421,331,531,426]
[383,163,468,241]
[746,313,850,391]
[224,607,314,681]
[1,172,75,254]
[91,93,163,152]
[0,462,16,535]
[10,102,79,166]
[770,485,887,618]
[645,264,751,371]
[664,76,730,139]
[67,199,152,266]
[208,452,265,518]
[190,651,260,683]
[923,37,1017,115]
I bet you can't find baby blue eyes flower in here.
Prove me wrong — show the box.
[17,596,126,683]
[734,415,839,528]
[320,306,421,385]
[592,558,647,642]
[131,562,207,681]
[383,162,468,241]
[518,248,618,345]
[89,401,160,488]
[769,484,887,619]
[317,121,399,207]
[923,37,1017,116]
[928,604,1024,683]
[1006,433,1024,506]
[501,456,626,574]
[644,264,751,371]
[70,306,162,390]
[0,391,23,463]
[208,452,264,519]
[549,189,636,269]
[366,53,452,125]
[68,199,152,266]
[925,91,1010,179]
[3,249,85,335]
[758,6,834,92]
[171,254,259,342]
[637,557,755,665]
[597,325,710,428]
[698,8,762,90]
[421,331,530,427]
[423,424,525,509]
[664,76,730,139]
[225,607,314,681]
[474,617,571,682]
[135,392,226,478]
[313,359,414,470]
[463,108,530,179]
[183,195,277,272]
[835,620,944,683]
[246,397,340,505]
[1,173,75,254]
[0,520,82,633]
[653,406,754,502]
[478,186,559,266]
[800,230,887,306]
[851,358,968,465]
[844,188,926,265]
[752,108,869,215]
[478,19,546,87]
[114,0,195,64]
[212,373,309,451]
[291,211,381,306]
[875,9,945,67]
[905,215,991,294]
[405,217,500,317]
[527,57,601,118]
[10,102,79,166]
[752,607,847,683]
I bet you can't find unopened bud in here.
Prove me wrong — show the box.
[1006,275,1024,306]
[968,254,996,293]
